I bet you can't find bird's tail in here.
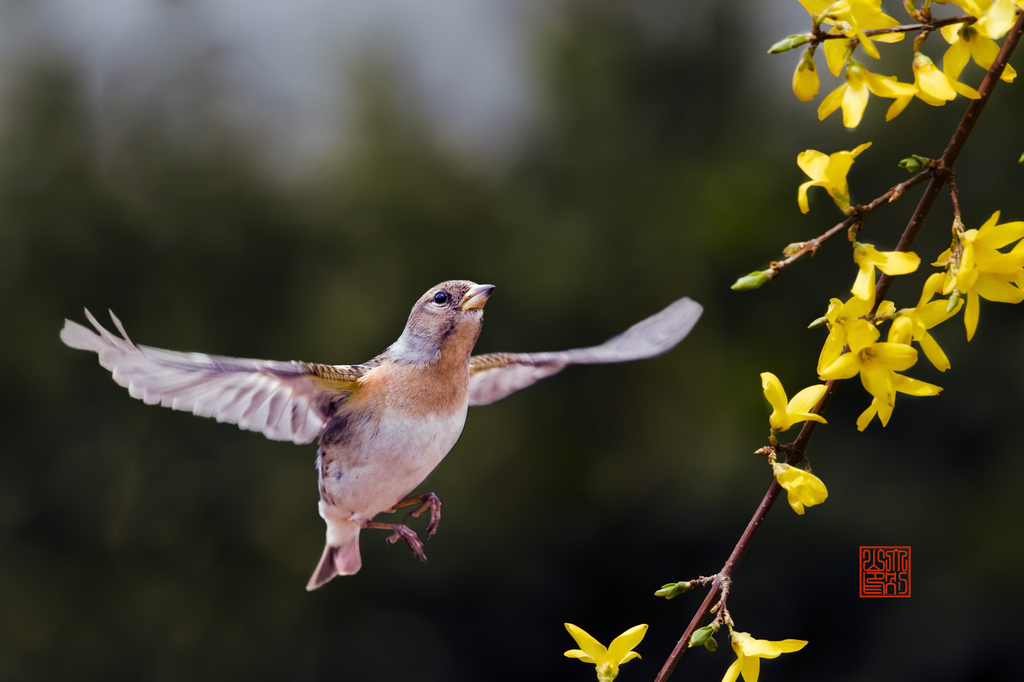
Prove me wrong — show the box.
[306,511,362,591]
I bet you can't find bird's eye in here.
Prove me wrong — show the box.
[433,292,450,305]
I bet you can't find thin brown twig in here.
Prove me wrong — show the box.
[767,169,935,280]
[811,14,976,44]
[654,10,1024,681]
[948,171,963,225]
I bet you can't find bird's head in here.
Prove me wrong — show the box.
[388,280,495,365]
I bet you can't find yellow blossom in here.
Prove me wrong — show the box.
[886,52,981,120]
[761,372,828,433]
[935,211,1024,340]
[856,374,943,429]
[816,296,889,373]
[564,623,647,682]
[818,309,919,408]
[772,462,829,514]
[797,142,871,213]
[854,316,942,429]
[852,241,921,309]
[722,630,808,682]
[793,50,820,101]
[799,0,904,63]
[941,0,1018,84]
[894,272,962,371]
[818,61,916,128]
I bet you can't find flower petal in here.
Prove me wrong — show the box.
[818,83,847,121]
[860,360,895,406]
[565,624,608,663]
[608,624,648,664]
[788,384,828,415]
[761,372,789,413]
[841,79,870,128]
[563,650,595,663]
[918,332,951,372]
[965,289,980,340]
[892,373,942,396]
[721,658,742,682]
[875,250,921,275]
[846,318,880,353]
[819,352,862,381]
[870,342,919,371]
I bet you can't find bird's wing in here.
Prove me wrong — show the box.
[467,296,702,406]
[60,309,367,445]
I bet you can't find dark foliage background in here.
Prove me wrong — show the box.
[2,1,1023,680]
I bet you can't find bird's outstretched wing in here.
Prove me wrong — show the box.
[60,310,367,444]
[467,296,702,406]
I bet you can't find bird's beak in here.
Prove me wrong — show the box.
[461,284,495,311]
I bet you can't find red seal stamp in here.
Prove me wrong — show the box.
[859,546,911,597]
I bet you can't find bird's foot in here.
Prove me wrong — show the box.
[364,521,428,562]
[386,492,442,541]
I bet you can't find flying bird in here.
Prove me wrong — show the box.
[61,281,701,589]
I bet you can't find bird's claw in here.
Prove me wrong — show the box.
[387,492,442,542]
[365,521,428,562]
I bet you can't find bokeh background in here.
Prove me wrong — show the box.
[2,1,1023,680]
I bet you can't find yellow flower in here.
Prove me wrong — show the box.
[564,623,647,682]
[772,462,828,515]
[816,296,887,373]
[722,630,808,682]
[856,373,943,429]
[886,52,981,120]
[941,0,1018,84]
[935,211,1024,340]
[761,372,828,433]
[894,272,962,371]
[799,0,904,63]
[793,50,820,101]
[854,317,942,429]
[818,61,916,128]
[797,142,871,214]
[852,242,921,309]
[818,312,919,408]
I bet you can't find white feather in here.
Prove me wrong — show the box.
[60,310,350,445]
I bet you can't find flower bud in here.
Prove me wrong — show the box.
[731,271,770,291]
[689,625,718,648]
[769,33,811,53]
[655,581,693,599]
[897,154,934,172]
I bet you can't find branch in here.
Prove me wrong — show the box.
[654,10,1024,681]
[767,169,935,280]
[812,14,976,44]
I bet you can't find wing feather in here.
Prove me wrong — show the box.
[61,309,364,445]
[468,296,701,406]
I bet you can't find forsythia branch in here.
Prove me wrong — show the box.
[654,9,1024,681]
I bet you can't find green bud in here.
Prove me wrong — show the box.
[655,581,693,599]
[731,271,770,291]
[897,154,934,172]
[1019,151,1023,164]
[947,291,961,313]
[807,315,828,330]
[768,33,811,53]
[689,625,717,648]
[782,241,808,258]
[704,636,718,652]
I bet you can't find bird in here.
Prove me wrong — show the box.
[60,281,702,590]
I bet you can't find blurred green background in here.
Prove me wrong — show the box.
[2,1,1023,680]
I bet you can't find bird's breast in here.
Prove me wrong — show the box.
[315,360,471,519]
